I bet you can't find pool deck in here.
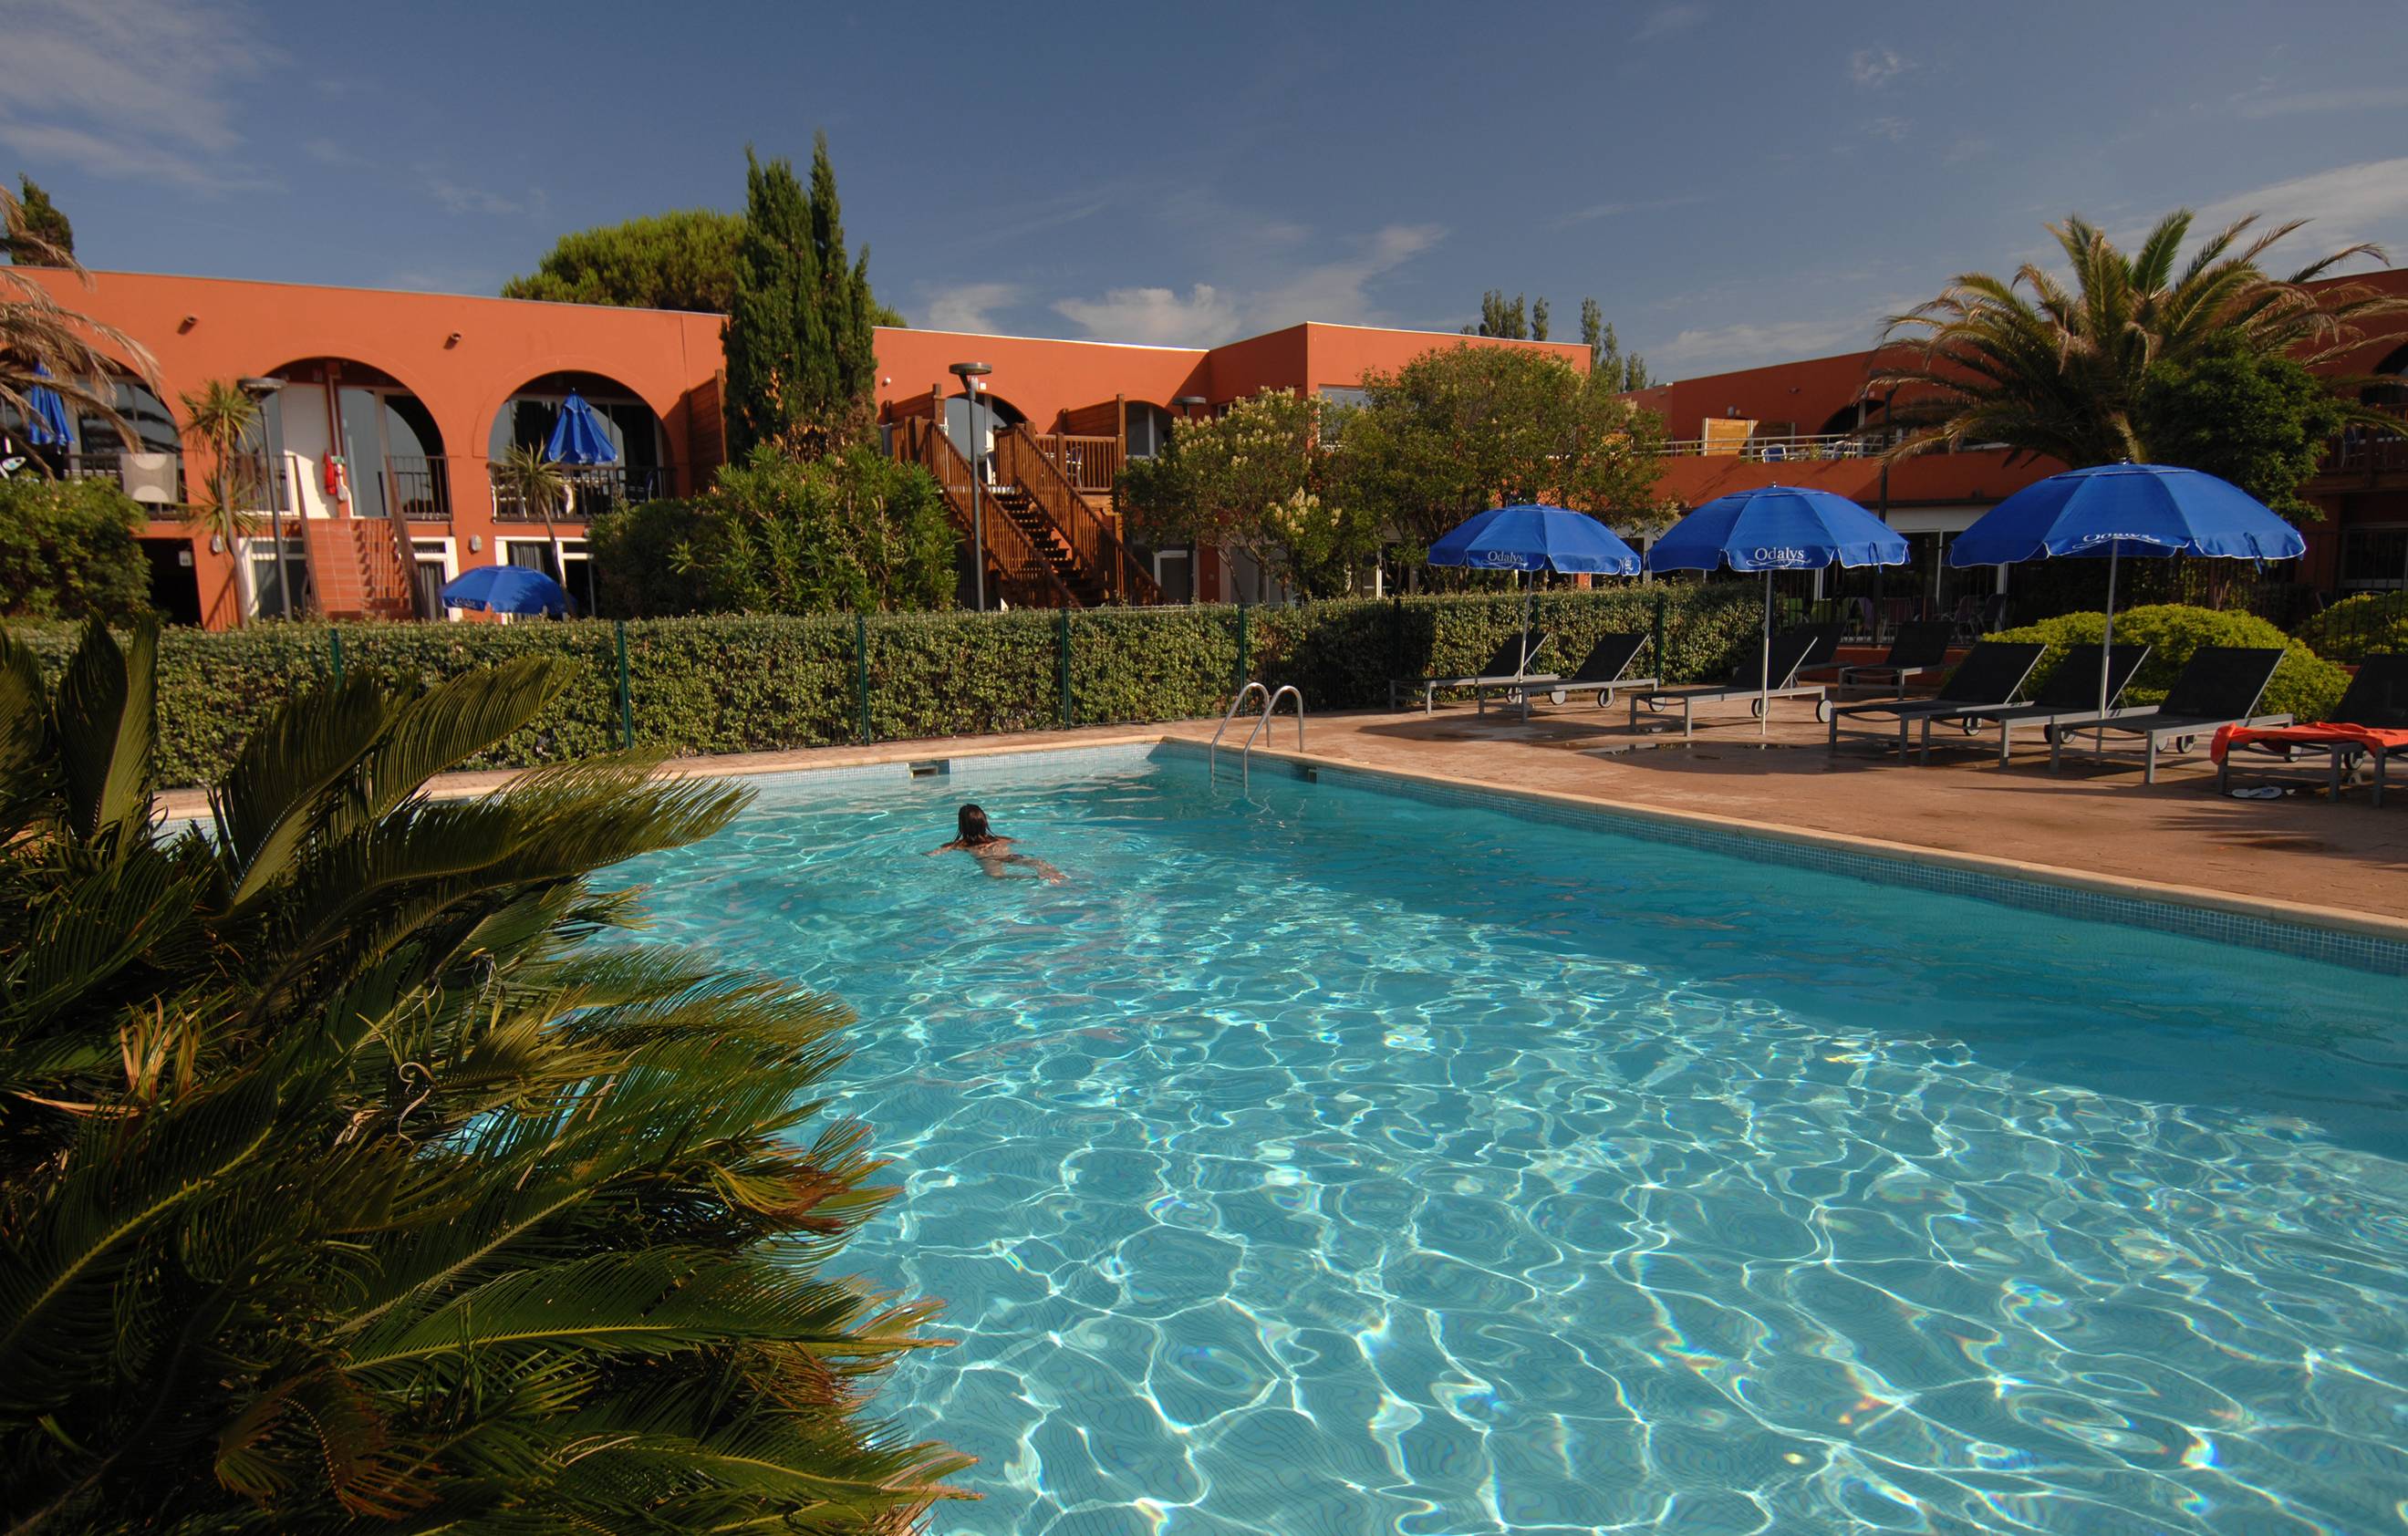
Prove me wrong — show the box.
[156,701,2408,935]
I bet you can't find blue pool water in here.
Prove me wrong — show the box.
[623,752,2407,1536]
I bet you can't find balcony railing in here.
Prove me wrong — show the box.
[2317,422,2408,478]
[20,447,188,506]
[380,454,451,520]
[1658,431,1881,461]
[1032,432,1122,493]
[491,463,672,521]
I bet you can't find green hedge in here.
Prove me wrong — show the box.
[1991,603,2351,721]
[7,585,1766,788]
[2294,592,2408,660]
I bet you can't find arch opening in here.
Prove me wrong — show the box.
[2,373,183,506]
[256,358,450,522]
[488,370,668,524]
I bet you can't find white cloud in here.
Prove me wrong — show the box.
[1647,315,1878,375]
[1864,116,1910,142]
[1548,192,1710,230]
[1849,47,1912,88]
[1053,284,1241,347]
[422,174,545,218]
[0,0,275,192]
[2234,84,2408,119]
[1635,4,1707,41]
[2187,157,2408,253]
[1048,222,1449,346]
[923,282,1023,334]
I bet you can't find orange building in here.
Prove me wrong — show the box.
[1624,266,2408,615]
[8,267,1581,625]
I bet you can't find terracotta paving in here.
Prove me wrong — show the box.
[159,702,2408,929]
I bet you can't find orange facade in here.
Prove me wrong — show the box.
[16,267,1583,623]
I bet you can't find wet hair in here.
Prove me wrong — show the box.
[955,804,997,846]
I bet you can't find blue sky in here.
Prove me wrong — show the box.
[6,0,2406,379]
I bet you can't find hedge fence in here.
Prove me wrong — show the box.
[7,586,1767,789]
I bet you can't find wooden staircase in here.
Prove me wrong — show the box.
[895,419,1074,608]
[298,514,419,622]
[991,483,1108,606]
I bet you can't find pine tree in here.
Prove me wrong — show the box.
[1531,296,1550,341]
[5,175,72,262]
[1580,297,1603,365]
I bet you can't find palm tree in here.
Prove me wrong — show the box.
[1873,210,2408,466]
[1,182,160,455]
[493,441,571,596]
[177,379,265,626]
[0,620,969,1532]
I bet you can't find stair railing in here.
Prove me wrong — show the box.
[899,420,1076,608]
[996,424,1163,605]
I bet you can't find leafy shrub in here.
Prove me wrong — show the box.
[1992,602,2350,720]
[2295,592,2408,660]
[0,473,150,621]
[589,443,954,617]
[4,585,1769,787]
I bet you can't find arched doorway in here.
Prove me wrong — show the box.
[942,388,1026,473]
[257,358,449,522]
[488,371,669,514]
[2,374,183,503]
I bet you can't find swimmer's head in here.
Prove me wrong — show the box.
[956,804,994,844]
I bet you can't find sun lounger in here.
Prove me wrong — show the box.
[1494,631,1658,716]
[1390,632,1554,713]
[1824,620,1956,698]
[1826,640,2046,758]
[1913,643,2152,765]
[1626,628,1827,738]
[2046,646,2290,783]
[2214,653,2408,806]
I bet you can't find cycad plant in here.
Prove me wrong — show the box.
[1873,210,2408,465]
[0,622,965,1532]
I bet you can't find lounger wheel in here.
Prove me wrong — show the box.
[1958,721,1978,735]
[1593,689,1612,710]
[1814,698,1833,723]
[1749,699,1766,719]
[1549,688,1568,706]
[1644,697,1665,713]
[2174,735,2196,753]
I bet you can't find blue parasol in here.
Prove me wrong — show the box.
[1429,504,1643,677]
[544,390,618,465]
[1645,484,1909,735]
[1949,462,2305,717]
[441,563,570,618]
[24,363,74,448]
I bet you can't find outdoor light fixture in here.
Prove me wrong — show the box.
[446,331,462,348]
[178,315,198,333]
[236,379,293,618]
[949,362,994,610]
[470,535,483,553]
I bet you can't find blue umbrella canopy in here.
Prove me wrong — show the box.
[544,390,618,465]
[1947,462,2304,566]
[1644,485,1907,737]
[1947,462,2304,718]
[1643,483,1908,573]
[1427,503,1643,576]
[441,563,569,618]
[24,362,74,449]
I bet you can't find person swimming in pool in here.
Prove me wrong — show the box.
[928,803,1065,883]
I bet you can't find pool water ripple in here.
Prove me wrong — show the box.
[624,762,2405,1536]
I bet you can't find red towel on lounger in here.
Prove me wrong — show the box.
[2210,722,2408,763]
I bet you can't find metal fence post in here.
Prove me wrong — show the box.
[1652,592,1666,678]
[855,613,872,745]
[615,621,634,749]
[328,628,344,683]
[1235,599,1251,691]
[1057,610,1073,728]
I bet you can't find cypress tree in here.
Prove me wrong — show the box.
[723,137,884,459]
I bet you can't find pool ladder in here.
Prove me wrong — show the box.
[1209,681,1305,793]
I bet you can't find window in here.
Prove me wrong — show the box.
[499,537,595,614]
[1314,387,1370,445]
[241,537,312,619]
[411,538,455,620]
[2341,524,2408,590]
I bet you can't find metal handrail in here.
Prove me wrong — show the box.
[1209,682,1270,783]
[1238,685,1305,793]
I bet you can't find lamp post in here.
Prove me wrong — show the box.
[236,376,290,618]
[1173,395,1207,604]
[950,361,994,610]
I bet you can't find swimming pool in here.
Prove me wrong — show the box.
[623,747,2406,1535]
